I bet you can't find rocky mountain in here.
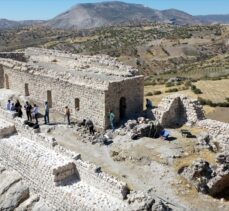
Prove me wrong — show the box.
[0,2,229,30]
[46,1,202,29]
[197,14,229,24]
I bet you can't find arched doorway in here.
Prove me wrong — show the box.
[119,97,126,120]
[5,74,9,89]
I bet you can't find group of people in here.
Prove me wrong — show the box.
[6,99,23,117]
[6,100,49,125]
[6,99,118,134]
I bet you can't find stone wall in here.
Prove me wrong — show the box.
[14,117,129,200]
[0,135,128,211]
[0,54,144,129]
[2,66,106,129]
[154,94,205,127]
[105,76,144,126]
[0,119,15,138]
[0,52,26,62]
[0,117,131,210]
[197,119,229,137]
[0,107,17,120]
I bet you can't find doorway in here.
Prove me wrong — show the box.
[75,98,80,111]
[119,97,126,120]
[5,74,9,89]
[25,83,29,96]
[47,90,52,108]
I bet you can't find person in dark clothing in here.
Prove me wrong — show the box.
[44,101,49,124]
[24,101,32,122]
[18,105,23,118]
[15,100,21,112]
[146,98,153,109]
[85,119,95,135]
[65,106,70,125]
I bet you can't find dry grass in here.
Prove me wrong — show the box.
[194,79,229,103]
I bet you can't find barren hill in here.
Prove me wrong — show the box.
[46,1,202,29]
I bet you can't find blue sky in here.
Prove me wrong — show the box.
[1,0,229,21]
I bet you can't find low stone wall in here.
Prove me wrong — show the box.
[197,119,229,137]
[14,117,129,200]
[0,107,17,120]
[0,135,77,185]
[0,119,15,138]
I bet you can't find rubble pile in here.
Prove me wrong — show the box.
[115,118,163,140]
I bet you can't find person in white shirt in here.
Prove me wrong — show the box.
[6,100,11,110]
[33,104,39,124]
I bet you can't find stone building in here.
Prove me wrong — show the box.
[0,48,144,129]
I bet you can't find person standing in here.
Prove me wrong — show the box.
[44,101,49,124]
[6,100,11,110]
[108,110,115,132]
[85,119,95,135]
[24,101,32,122]
[15,100,21,112]
[65,106,70,125]
[18,105,23,118]
[33,104,39,124]
[10,103,15,111]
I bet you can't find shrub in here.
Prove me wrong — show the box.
[145,92,153,96]
[225,97,229,102]
[144,81,156,86]
[193,88,202,94]
[184,80,192,87]
[51,59,57,62]
[191,84,202,94]
[165,88,178,93]
[198,97,229,107]
[153,90,162,95]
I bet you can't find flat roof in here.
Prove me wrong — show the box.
[0,48,143,90]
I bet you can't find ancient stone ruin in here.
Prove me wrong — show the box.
[0,48,229,210]
[0,48,144,130]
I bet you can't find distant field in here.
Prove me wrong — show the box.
[194,79,229,102]
[144,79,229,123]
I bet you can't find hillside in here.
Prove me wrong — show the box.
[1,23,229,79]
[197,14,229,24]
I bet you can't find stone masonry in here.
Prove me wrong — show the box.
[153,94,206,127]
[0,48,144,130]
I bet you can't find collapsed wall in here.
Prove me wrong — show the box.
[154,94,205,127]
[197,119,229,137]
